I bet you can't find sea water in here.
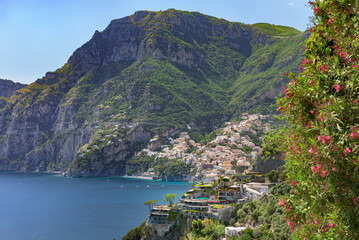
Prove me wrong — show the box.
[0,172,191,240]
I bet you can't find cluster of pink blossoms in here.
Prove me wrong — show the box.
[319,64,326,73]
[318,135,330,145]
[333,84,341,93]
[350,131,358,139]
[322,219,335,232]
[320,170,327,178]
[311,163,327,178]
[344,147,351,154]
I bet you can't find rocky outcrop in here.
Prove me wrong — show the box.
[250,152,285,175]
[240,80,287,111]
[0,79,26,98]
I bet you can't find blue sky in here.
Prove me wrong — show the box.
[0,0,312,84]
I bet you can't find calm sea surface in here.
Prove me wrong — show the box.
[0,172,191,240]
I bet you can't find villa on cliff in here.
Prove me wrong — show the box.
[146,178,275,236]
[147,205,175,235]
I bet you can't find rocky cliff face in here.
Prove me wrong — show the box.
[0,79,26,98]
[0,9,305,176]
[250,153,285,175]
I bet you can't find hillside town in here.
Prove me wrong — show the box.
[137,114,281,238]
[140,113,272,182]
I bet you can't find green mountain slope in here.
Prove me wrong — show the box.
[0,9,306,176]
[230,32,307,114]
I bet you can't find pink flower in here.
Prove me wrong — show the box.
[305,59,311,64]
[319,135,330,145]
[311,166,318,173]
[309,147,314,153]
[292,181,297,186]
[313,7,318,13]
[288,222,292,227]
[332,167,337,172]
[319,64,325,73]
[310,110,314,114]
[350,132,358,139]
[289,103,292,108]
[314,219,319,225]
[279,199,285,206]
[328,223,334,228]
[333,84,341,93]
[289,146,293,150]
[321,116,325,122]
[309,80,313,86]
[299,66,303,71]
[344,147,351,154]
[328,19,334,25]
[277,107,282,111]
[320,170,327,178]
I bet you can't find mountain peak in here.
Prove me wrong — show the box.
[0,10,306,176]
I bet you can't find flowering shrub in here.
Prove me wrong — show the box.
[276,0,359,238]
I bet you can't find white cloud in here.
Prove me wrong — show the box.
[288,1,297,7]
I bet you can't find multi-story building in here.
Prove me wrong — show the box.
[179,199,210,220]
[147,205,175,235]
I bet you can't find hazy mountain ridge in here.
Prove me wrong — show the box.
[0,9,305,176]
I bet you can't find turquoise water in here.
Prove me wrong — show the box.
[0,172,191,240]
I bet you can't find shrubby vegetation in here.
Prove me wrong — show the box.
[228,183,292,240]
[188,129,222,144]
[120,221,151,240]
[125,155,193,180]
[277,0,359,238]
[189,218,226,240]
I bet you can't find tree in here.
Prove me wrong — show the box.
[192,219,204,236]
[163,193,176,206]
[277,0,359,238]
[143,200,158,213]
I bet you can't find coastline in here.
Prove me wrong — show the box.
[0,171,191,182]
[0,170,62,175]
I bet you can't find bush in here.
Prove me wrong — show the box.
[277,0,359,238]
